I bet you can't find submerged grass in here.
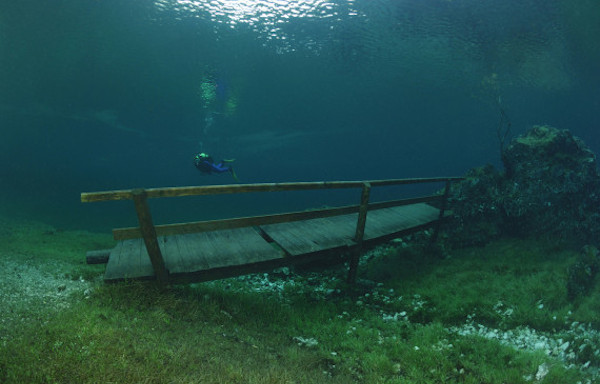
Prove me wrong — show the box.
[364,237,599,330]
[1,218,598,383]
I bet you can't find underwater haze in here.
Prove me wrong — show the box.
[1,0,599,230]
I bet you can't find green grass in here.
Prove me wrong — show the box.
[1,219,598,383]
[363,237,599,329]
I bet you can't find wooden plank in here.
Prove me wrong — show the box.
[107,240,135,280]
[105,238,154,281]
[261,223,303,255]
[364,203,439,240]
[354,183,371,243]
[295,217,343,246]
[81,190,133,202]
[208,227,283,267]
[326,213,360,234]
[261,216,355,256]
[104,228,283,281]
[86,249,111,264]
[101,203,445,283]
[163,228,281,272]
[202,230,243,269]
[113,204,361,240]
[161,235,190,275]
[83,181,361,202]
[405,203,439,222]
[183,234,212,272]
[104,242,124,280]
[81,177,464,202]
[370,206,419,235]
[363,211,402,240]
[110,197,449,241]
[132,189,168,283]
[234,227,284,263]
[367,195,443,211]
[261,222,311,256]
[349,182,371,283]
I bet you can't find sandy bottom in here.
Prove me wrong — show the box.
[0,216,108,345]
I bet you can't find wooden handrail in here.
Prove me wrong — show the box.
[82,176,464,284]
[81,177,464,203]
[111,194,445,241]
[114,204,361,240]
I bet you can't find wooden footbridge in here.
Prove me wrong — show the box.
[81,177,462,284]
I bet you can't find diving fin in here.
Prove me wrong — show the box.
[230,168,240,182]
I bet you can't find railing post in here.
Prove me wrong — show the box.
[348,182,371,283]
[132,188,169,284]
[430,179,452,244]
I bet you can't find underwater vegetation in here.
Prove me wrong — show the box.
[567,245,600,301]
[2,126,600,383]
[1,219,600,383]
[1,126,599,383]
[2,0,599,381]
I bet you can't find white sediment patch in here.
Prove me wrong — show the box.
[0,257,93,345]
[207,262,600,382]
[448,318,600,381]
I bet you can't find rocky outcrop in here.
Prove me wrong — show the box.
[446,125,600,246]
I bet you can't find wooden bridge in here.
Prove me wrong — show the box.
[81,177,463,284]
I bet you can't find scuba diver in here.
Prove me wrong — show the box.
[194,153,239,181]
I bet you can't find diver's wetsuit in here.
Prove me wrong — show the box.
[194,155,231,174]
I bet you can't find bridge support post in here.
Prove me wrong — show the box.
[430,179,451,244]
[348,182,371,283]
[132,189,169,284]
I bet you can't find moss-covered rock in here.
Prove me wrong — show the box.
[446,125,600,247]
[503,125,597,179]
[445,165,505,246]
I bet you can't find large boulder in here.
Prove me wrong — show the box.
[446,125,600,246]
